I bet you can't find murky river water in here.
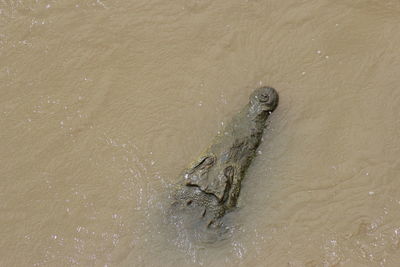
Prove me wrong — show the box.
[1,0,400,266]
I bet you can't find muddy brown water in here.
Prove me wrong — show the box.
[1,0,400,266]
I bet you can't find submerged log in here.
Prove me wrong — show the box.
[170,87,278,242]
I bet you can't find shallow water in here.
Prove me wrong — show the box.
[1,0,400,266]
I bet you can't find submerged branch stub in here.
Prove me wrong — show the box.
[170,87,279,242]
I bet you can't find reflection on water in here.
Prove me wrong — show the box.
[1,0,400,266]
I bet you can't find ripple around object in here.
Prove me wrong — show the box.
[2,0,400,266]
